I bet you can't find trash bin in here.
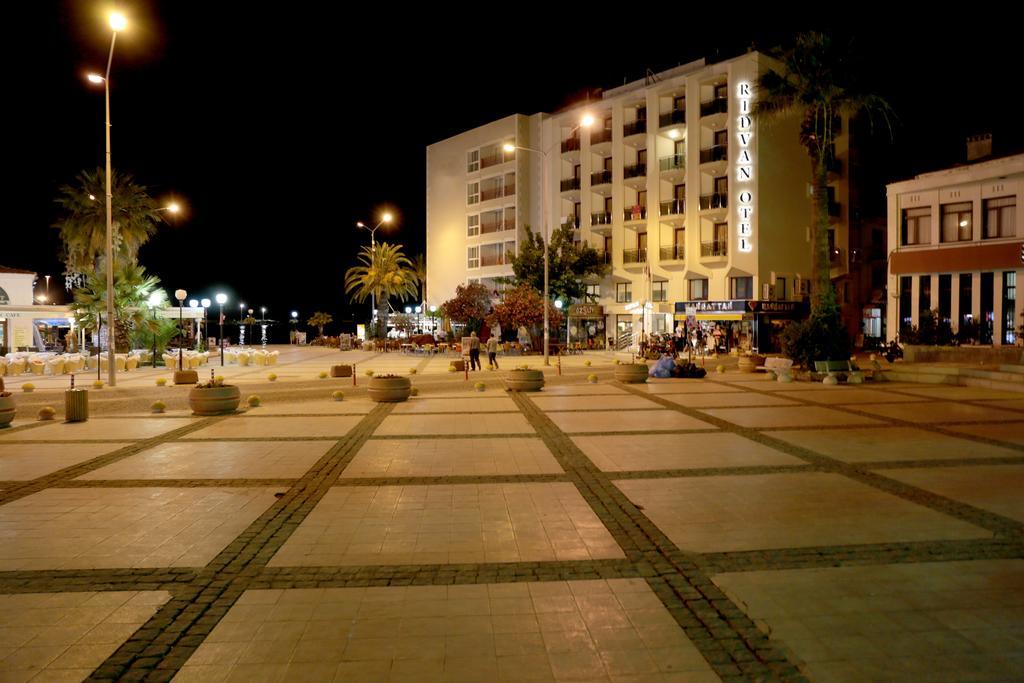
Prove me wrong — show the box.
[65,388,89,423]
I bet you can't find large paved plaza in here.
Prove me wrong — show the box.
[1,347,1023,681]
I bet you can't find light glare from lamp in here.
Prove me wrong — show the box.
[503,143,515,153]
[109,12,127,31]
[381,212,393,224]
[215,293,227,304]
[87,73,104,84]
[581,114,595,128]
[201,298,211,308]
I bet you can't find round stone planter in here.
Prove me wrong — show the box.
[504,369,545,392]
[188,385,241,415]
[368,376,412,403]
[0,394,15,428]
[614,363,649,384]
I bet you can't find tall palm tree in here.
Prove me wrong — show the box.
[307,311,333,339]
[53,168,166,278]
[755,32,894,314]
[412,253,427,305]
[344,242,420,338]
[72,263,162,353]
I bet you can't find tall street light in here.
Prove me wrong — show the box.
[238,303,246,345]
[356,211,394,335]
[189,299,199,349]
[175,289,187,371]
[86,10,127,387]
[148,291,162,368]
[504,113,593,366]
[216,293,227,365]
[201,298,211,351]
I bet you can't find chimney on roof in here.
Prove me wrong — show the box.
[966,133,993,162]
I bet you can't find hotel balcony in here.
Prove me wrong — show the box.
[659,109,686,128]
[480,187,504,202]
[623,119,647,146]
[593,249,612,265]
[590,128,613,155]
[561,215,581,230]
[623,206,647,224]
[560,177,581,197]
[659,154,686,182]
[698,193,728,215]
[659,199,685,226]
[480,253,513,267]
[622,248,647,267]
[623,162,646,189]
[561,136,580,154]
[590,212,613,235]
[479,219,516,235]
[828,201,842,222]
[699,144,728,175]
[700,239,728,259]
[590,169,613,195]
[700,97,728,117]
[660,244,685,266]
[829,246,845,268]
[505,183,516,197]
[481,152,512,170]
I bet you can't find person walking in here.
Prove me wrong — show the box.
[486,334,500,369]
[468,331,482,371]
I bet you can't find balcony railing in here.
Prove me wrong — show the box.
[480,253,512,267]
[623,120,647,137]
[594,249,612,264]
[700,97,728,117]
[659,199,685,216]
[624,206,647,221]
[659,109,685,127]
[830,247,845,266]
[591,212,613,226]
[504,183,516,196]
[480,154,504,169]
[480,187,503,202]
[591,169,612,186]
[698,193,728,211]
[561,136,580,153]
[591,128,613,145]
[624,163,646,179]
[560,177,580,192]
[480,219,515,235]
[659,154,685,172]
[660,245,685,261]
[828,201,841,217]
[699,145,728,164]
[623,248,648,264]
[701,240,728,257]
[561,215,581,229]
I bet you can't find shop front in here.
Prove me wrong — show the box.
[567,304,606,350]
[673,300,808,353]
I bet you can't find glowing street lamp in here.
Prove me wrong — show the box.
[356,211,395,336]
[148,291,163,368]
[215,293,228,365]
[174,289,187,371]
[201,298,211,351]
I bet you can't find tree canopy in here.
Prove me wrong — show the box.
[440,282,491,333]
[487,284,563,334]
[510,223,609,303]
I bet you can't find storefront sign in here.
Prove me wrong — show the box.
[568,304,604,318]
[675,300,808,318]
[736,82,754,253]
[675,300,747,314]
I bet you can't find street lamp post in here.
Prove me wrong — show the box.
[189,299,199,349]
[148,291,162,369]
[239,303,245,345]
[260,307,267,348]
[504,114,593,366]
[216,293,227,365]
[86,11,127,388]
[356,212,393,337]
[174,289,187,371]
[247,309,254,348]
[290,311,298,344]
[201,298,211,352]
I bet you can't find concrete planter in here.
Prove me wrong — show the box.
[330,364,353,378]
[188,385,241,415]
[174,370,199,385]
[904,344,1024,364]
[368,376,412,402]
[504,369,545,392]
[614,363,649,384]
[0,394,15,428]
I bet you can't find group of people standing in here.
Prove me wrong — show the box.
[466,331,501,371]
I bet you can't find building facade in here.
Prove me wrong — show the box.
[886,154,1023,345]
[426,52,853,352]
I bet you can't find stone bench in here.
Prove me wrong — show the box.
[814,360,863,385]
[758,357,793,373]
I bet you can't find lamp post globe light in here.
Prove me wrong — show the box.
[216,293,228,365]
[238,303,245,345]
[503,113,593,365]
[201,298,211,352]
[86,11,127,386]
[356,211,394,336]
[174,289,187,371]
[188,300,199,349]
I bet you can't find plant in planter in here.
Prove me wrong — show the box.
[38,406,56,421]
[268,373,278,381]
[155,377,167,386]
[22,383,36,393]
[474,382,486,392]
[716,365,726,374]
[367,373,412,402]
[151,400,166,414]
[587,374,598,384]
[188,376,241,415]
[0,381,14,428]
[409,386,419,396]
[319,371,329,379]
[447,365,457,373]
[614,362,649,384]
[247,395,261,407]
[504,367,544,392]
[93,380,104,389]
[364,369,375,377]
[332,390,345,401]
[584,360,592,367]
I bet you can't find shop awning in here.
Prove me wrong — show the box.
[674,313,745,321]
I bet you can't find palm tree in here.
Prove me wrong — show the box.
[344,242,420,338]
[72,263,162,353]
[412,253,427,305]
[53,168,166,278]
[755,32,894,314]
[307,311,333,339]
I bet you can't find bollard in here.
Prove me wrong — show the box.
[65,375,89,423]
[352,364,357,387]
[464,362,469,382]
[557,354,562,376]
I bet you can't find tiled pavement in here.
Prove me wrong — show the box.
[0,362,1023,681]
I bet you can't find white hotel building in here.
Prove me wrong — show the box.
[426,51,852,351]
[887,152,1023,345]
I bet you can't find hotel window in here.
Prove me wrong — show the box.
[730,276,753,300]
[467,246,479,269]
[981,272,994,344]
[959,274,972,329]
[615,282,632,303]
[901,207,930,245]
[480,243,504,267]
[467,182,479,205]
[939,274,952,323]
[689,278,708,301]
[713,84,728,100]
[940,202,972,243]
[918,275,931,318]
[467,149,479,173]
[983,197,1016,238]
[776,277,787,300]
[899,276,913,332]
[584,284,600,303]
[467,214,479,237]
[1004,272,1017,345]
[652,281,667,302]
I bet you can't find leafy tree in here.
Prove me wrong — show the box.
[487,285,564,340]
[511,224,610,303]
[755,32,894,315]
[440,283,491,335]
[71,263,162,353]
[780,302,852,369]
[344,242,420,338]
[53,168,167,278]
[307,311,333,339]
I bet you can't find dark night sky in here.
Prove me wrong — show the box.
[8,4,1021,340]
